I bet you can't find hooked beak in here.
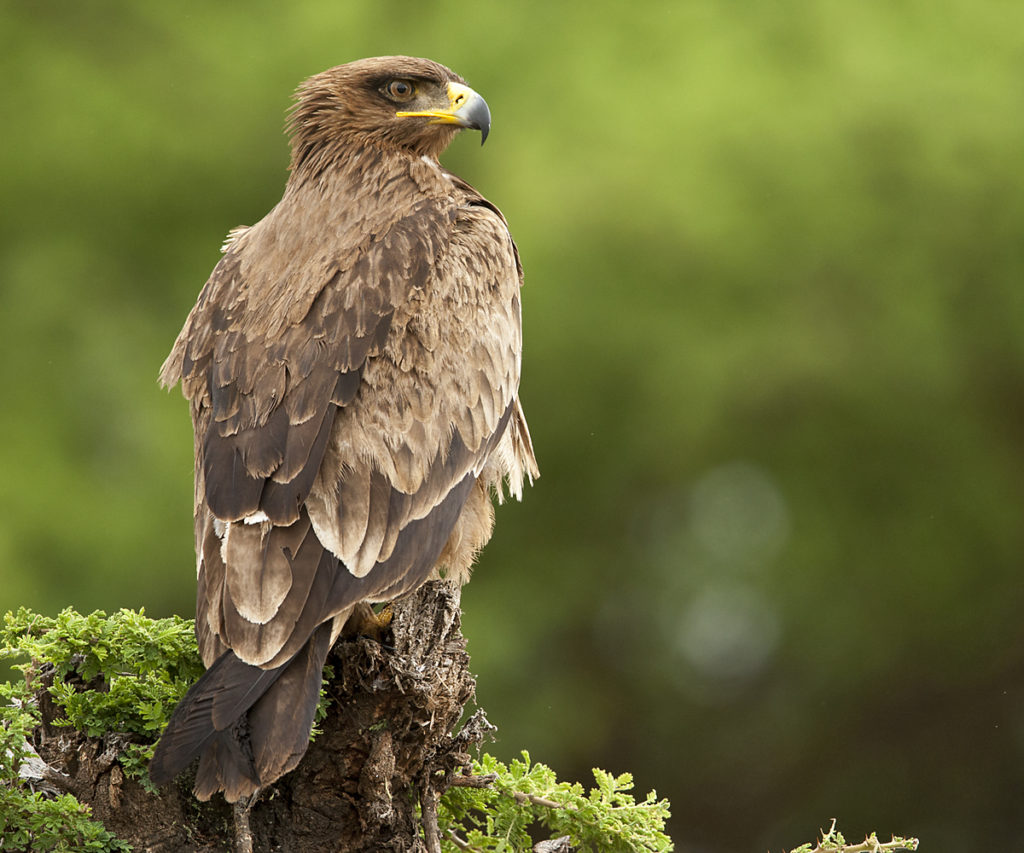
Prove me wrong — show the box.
[396,81,491,145]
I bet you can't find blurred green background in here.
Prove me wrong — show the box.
[3,2,1023,850]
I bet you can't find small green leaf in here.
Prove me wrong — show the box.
[438,751,673,852]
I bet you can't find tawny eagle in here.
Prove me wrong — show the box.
[149,56,537,802]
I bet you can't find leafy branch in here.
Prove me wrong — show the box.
[1,607,199,851]
[438,752,672,852]
[786,819,919,853]
[1,606,202,787]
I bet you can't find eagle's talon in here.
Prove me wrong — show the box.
[341,602,395,644]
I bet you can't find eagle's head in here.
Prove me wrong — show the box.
[287,56,491,169]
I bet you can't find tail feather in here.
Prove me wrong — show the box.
[193,724,259,802]
[247,621,334,787]
[149,650,284,789]
[149,622,333,801]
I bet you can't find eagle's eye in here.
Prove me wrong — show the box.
[384,79,416,101]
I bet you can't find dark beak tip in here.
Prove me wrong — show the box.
[460,95,490,146]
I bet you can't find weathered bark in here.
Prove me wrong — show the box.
[27,581,491,852]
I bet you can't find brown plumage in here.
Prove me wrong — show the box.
[149,56,537,802]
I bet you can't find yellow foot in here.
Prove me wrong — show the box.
[374,603,394,630]
[342,602,394,642]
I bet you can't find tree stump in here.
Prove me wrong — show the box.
[30,580,490,852]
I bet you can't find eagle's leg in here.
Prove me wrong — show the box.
[372,602,395,630]
[341,601,395,645]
